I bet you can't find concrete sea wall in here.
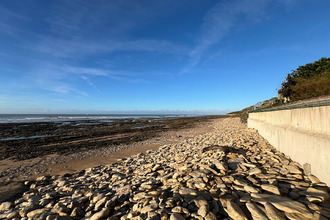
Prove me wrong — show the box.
[248,105,330,185]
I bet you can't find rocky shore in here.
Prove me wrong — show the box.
[0,117,329,219]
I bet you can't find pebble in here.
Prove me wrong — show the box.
[0,118,329,220]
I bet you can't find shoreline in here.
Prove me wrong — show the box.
[0,116,221,203]
[1,117,329,219]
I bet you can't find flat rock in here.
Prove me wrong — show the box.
[285,212,313,220]
[246,202,268,220]
[205,212,217,220]
[264,202,286,220]
[251,193,313,218]
[284,165,302,174]
[0,202,12,212]
[304,187,329,202]
[198,205,209,217]
[226,200,248,220]
[170,213,185,220]
[249,168,262,175]
[179,187,197,196]
[133,192,147,201]
[90,208,110,220]
[141,204,158,213]
[244,185,260,193]
[261,184,281,195]
[308,175,321,183]
[194,197,209,208]
[26,208,49,218]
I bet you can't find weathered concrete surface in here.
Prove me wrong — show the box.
[248,106,330,185]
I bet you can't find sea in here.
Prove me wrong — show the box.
[0,114,193,124]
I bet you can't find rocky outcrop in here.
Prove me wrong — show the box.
[0,118,329,219]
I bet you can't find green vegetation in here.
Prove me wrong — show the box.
[278,57,330,101]
[230,57,330,123]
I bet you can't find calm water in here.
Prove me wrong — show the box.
[0,114,191,124]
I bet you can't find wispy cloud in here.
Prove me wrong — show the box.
[33,68,88,96]
[64,66,108,76]
[182,0,293,73]
[30,63,150,96]
[36,38,187,58]
[31,0,188,58]
[81,75,102,93]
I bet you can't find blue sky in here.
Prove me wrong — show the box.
[0,0,330,114]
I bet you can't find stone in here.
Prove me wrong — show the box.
[245,202,268,220]
[194,197,209,208]
[226,200,248,220]
[304,187,329,202]
[133,192,147,201]
[141,204,158,213]
[264,202,286,220]
[240,196,251,203]
[247,176,259,184]
[94,197,107,210]
[170,213,185,220]
[171,206,183,213]
[242,162,256,168]
[205,212,217,220]
[249,168,262,175]
[198,205,209,217]
[261,184,281,195]
[5,211,20,219]
[27,208,49,218]
[90,208,110,220]
[302,163,311,175]
[284,165,302,174]
[308,175,321,183]
[305,196,322,203]
[214,161,228,171]
[0,202,12,212]
[279,168,289,175]
[313,212,329,220]
[179,188,197,196]
[71,207,85,217]
[195,181,207,189]
[285,212,312,220]
[244,185,260,193]
[251,193,313,218]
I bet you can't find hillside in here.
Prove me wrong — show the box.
[228,97,277,123]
